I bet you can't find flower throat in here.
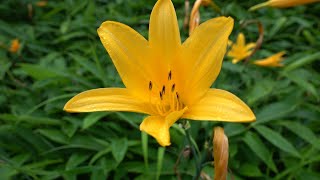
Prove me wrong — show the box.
[148,70,185,116]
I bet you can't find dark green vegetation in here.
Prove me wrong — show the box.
[0,0,319,179]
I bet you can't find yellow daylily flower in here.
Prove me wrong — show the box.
[9,39,20,53]
[253,51,286,67]
[227,33,256,64]
[64,0,255,146]
[250,0,320,10]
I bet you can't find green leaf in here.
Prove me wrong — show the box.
[69,53,105,83]
[38,129,69,144]
[69,135,107,151]
[268,17,287,38]
[66,153,91,170]
[90,157,113,179]
[279,121,320,150]
[19,63,61,80]
[62,166,102,175]
[89,147,111,165]
[23,159,63,169]
[0,114,61,126]
[254,125,300,158]
[245,78,275,105]
[111,138,128,163]
[62,122,78,138]
[282,69,319,100]
[11,153,31,166]
[284,52,320,71]
[90,169,106,180]
[242,132,277,172]
[296,170,320,180]
[122,162,145,173]
[53,31,90,44]
[0,165,17,180]
[82,112,109,130]
[224,123,246,137]
[252,102,297,126]
[0,61,11,80]
[19,63,95,88]
[238,163,263,177]
[13,126,52,153]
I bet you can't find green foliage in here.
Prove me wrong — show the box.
[0,0,319,179]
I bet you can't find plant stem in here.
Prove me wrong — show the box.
[184,124,201,180]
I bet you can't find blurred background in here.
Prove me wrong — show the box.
[0,0,319,179]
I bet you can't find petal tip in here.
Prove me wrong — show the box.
[140,116,172,146]
[63,99,76,113]
[241,105,256,122]
[246,112,256,122]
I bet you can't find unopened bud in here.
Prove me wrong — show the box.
[213,127,229,180]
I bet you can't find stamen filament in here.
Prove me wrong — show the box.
[147,71,185,116]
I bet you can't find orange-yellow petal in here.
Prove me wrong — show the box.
[97,21,150,99]
[64,88,152,114]
[237,33,246,47]
[149,0,181,67]
[250,0,320,10]
[183,89,255,122]
[253,51,285,67]
[140,116,171,146]
[166,107,188,127]
[178,17,234,105]
[140,107,187,146]
[268,0,320,7]
[245,42,256,50]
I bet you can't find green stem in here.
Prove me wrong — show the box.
[184,124,201,180]
[249,2,269,11]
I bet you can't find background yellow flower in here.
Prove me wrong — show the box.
[227,33,256,64]
[254,51,286,67]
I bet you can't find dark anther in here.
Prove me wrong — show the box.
[160,91,163,100]
[176,92,179,100]
[149,81,152,90]
[168,71,172,80]
[162,85,166,95]
[171,84,175,92]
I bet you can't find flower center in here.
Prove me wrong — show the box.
[148,70,185,116]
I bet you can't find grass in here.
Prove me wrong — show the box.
[0,0,319,179]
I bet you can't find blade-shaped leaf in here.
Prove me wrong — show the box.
[279,121,320,150]
[111,138,128,163]
[252,101,297,126]
[82,112,109,130]
[242,131,277,172]
[254,125,300,158]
